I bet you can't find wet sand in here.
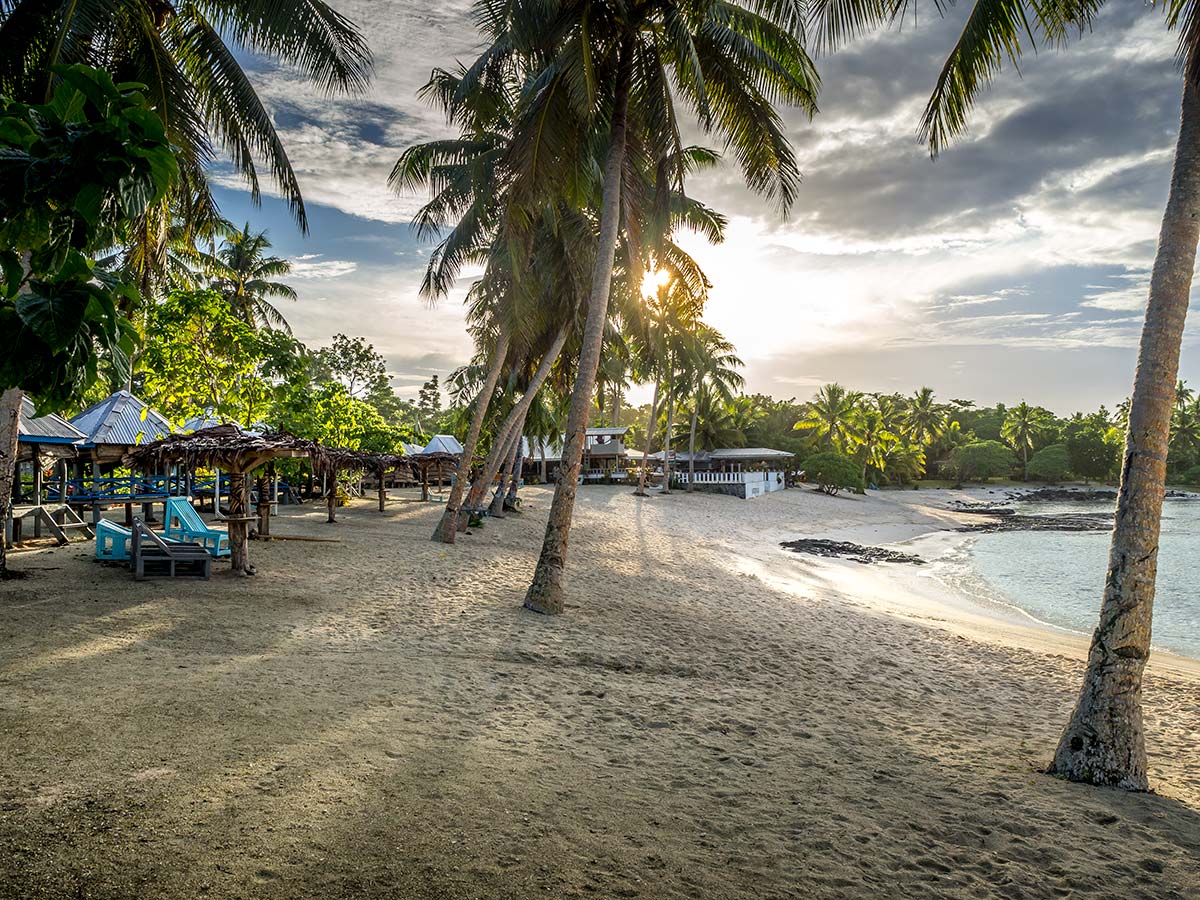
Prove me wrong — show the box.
[1,485,1198,899]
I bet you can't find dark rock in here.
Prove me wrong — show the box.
[780,539,925,565]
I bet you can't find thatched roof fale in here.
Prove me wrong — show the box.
[123,425,312,473]
[123,425,421,478]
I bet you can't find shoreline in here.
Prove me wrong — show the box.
[758,488,1200,681]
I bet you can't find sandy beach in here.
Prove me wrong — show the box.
[1,485,1198,899]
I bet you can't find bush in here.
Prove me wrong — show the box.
[948,440,1015,483]
[802,451,863,496]
[1028,444,1070,482]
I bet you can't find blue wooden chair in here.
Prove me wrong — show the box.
[95,519,133,562]
[164,497,231,558]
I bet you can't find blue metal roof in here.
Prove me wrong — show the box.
[68,390,175,447]
[18,396,87,444]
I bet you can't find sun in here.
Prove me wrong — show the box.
[640,266,672,299]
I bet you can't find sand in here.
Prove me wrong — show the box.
[1,485,1198,899]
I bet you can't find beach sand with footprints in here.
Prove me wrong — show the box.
[1,485,1198,899]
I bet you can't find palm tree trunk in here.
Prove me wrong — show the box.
[462,324,570,527]
[524,37,633,615]
[491,414,526,517]
[687,407,698,493]
[434,326,511,543]
[0,388,23,579]
[1049,80,1200,791]
[634,379,662,496]
[661,380,675,494]
[540,444,547,483]
[506,430,526,509]
[1023,444,1029,482]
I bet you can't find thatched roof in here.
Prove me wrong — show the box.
[123,425,312,473]
[123,425,419,478]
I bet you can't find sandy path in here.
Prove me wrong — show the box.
[0,486,1197,899]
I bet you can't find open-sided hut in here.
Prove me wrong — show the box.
[68,390,177,523]
[6,399,91,546]
[309,447,413,522]
[125,426,310,576]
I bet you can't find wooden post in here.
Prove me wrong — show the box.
[227,470,252,576]
[377,467,386,512]
[420,464,429,502]
[326,468,337,523]
[256,472,270,537]
[31,447,42,538]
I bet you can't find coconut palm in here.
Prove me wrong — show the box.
[852,398,900,484]
[795,384,862,452]
[903,387,945,457]
[1002,401,1054,481]
[677,325,744,491]
[0,0,371,234]
[481,0,819,614]
[820,0,1200,788]
[202,223,297,332]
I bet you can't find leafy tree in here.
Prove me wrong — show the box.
[1065,417,1118,484]
[947,441,1014,484]
[313,334,388,399]
[802,451,863,496]
[417,375,442,430]
[1028,444,1071,483]
[0,64,176,579]
[137,289,264,425]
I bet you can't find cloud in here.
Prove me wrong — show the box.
[288,254,358,279]
[218,2,1200,410]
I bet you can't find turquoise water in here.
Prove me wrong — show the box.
[961,500,1200,660]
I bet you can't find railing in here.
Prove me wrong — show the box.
[46,475,188,503]
[675,470,766,484]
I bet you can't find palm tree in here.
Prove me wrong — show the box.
[678,326,744,491]
[1001,401,1053,481]
[903,387,945,463]
[823,0,1200,788]
[203,223,297,332]
[1169,399,1200,473]
[1175,379,1194,412]
[0,1,372,234]
[795,384,862,452]
[852,398,899,485]
[488,0,818,614]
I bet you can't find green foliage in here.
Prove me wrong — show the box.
[802,451,863,496]
[1065,416,1119,483]
[1177,464,1200,486]
[0,65,177,406]
[1028,444,1071,483]
[138,290,266,425]
[947,440,1015,483]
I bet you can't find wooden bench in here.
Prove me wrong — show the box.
[131,518,211,580]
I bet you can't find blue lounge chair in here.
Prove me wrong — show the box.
[164,497,231,558]
[96,519,133,562]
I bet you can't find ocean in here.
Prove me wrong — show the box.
[936,499,1200,660]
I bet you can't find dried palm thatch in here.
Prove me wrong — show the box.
[123,425,310,474]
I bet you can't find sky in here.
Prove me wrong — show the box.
[214,2,1199,414]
